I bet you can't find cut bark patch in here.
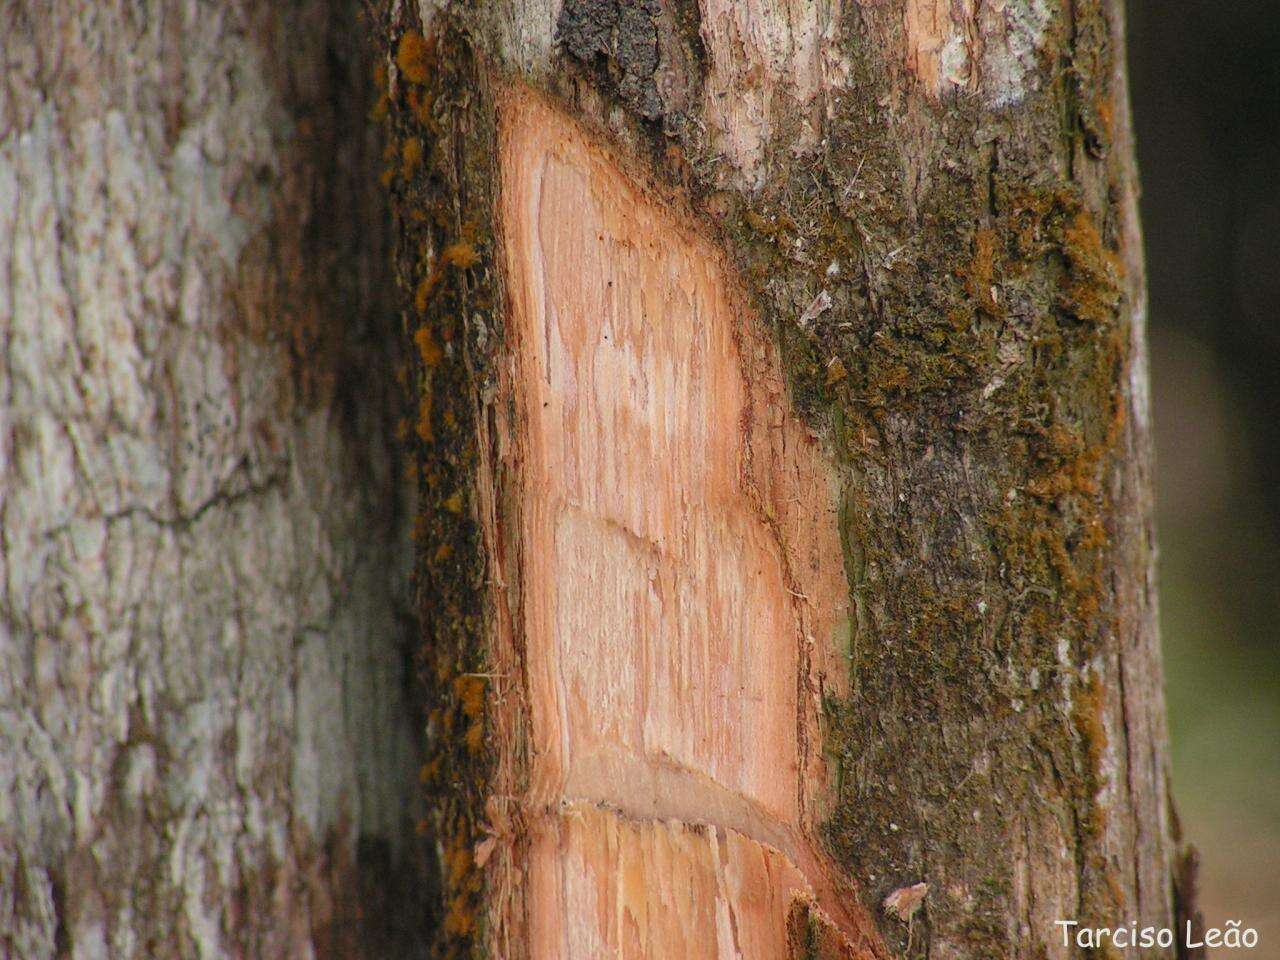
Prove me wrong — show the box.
[490,89,885,958]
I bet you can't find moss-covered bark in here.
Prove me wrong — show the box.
[375,1,1182,956]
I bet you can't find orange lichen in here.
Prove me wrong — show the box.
[408,87,435,128]
[443,896,475,937]
[1063,210,1105,262]
[454,675,486,719]
[1060,210,1122,323]
[1076,673,1109,771]
[371,62,390,122]
[1073,671,1112,839]
[1047,423,1084,458]
[378,137,397,188]
[440,822,481,939]
[412,243,480,317]
[413,275,438,314]
[396,30,433,85]
[1105,365,1129,446]
[416,392,433,442]
[401,137,424,178]
[441,241,479,269]
[966,228,1002,317]
[446,838,474,887]
[414,325,443,367]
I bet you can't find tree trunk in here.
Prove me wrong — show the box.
[1,1,429,956]
[379,1,1184,958]
[1,0,1184,957]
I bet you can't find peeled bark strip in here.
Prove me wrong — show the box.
[380,0,1181,957]
[1,1,425,956]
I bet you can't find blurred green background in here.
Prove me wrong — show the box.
[1129,0,1280,946]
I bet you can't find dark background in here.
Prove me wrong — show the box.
[1128,0,1280,942]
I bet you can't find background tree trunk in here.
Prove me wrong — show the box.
[1,1,429,956]
[379,0,1185,958]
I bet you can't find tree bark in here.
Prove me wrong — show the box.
[0,0,1183,957]
[1,1,428,956]
[378,1,1183,958]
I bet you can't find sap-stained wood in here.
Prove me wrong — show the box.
[495,93,876,956]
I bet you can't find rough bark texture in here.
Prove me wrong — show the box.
[378,0,1181,958]
[1,1,428,956]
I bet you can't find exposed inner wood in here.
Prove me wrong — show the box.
[495,91,885,958]
[529,803,816,959]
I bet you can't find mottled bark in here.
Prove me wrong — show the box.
[379,0,1181,958]
[1,1,426,957]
